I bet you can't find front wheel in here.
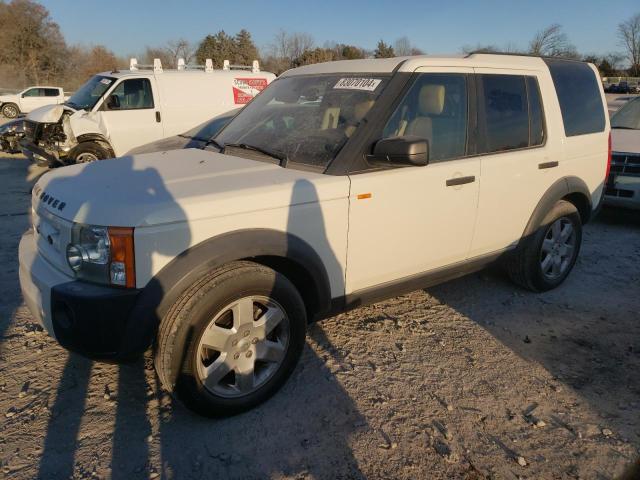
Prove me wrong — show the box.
[1,103,19,119]
[155,261,307,417]
[69,142,111,164]
[507,200,582,292]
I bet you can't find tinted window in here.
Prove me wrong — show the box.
[383,73,468,161]
[480,75,529,152]
[545,59,605,136]
[44,88,59,97]
[109,79,154,110]
[527,76,545,146]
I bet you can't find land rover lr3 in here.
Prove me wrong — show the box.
[19,54,610,416]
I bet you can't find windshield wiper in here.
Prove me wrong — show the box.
[203,138,225,150]
[223,142,289,165]
[612,126,638,130]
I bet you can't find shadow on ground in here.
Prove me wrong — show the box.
[428,207,640,446]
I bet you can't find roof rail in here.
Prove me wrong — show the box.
[223,60,261,73]
[129,57,163,72]
[465,51,585,62]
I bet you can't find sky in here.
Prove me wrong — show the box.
[39,0,638,58]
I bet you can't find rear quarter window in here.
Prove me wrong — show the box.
[544,59,605,137]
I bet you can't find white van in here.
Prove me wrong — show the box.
[0,86,66,118]
[21,59,275,165]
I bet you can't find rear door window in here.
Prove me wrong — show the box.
[544,59,605,137]
[479,75,529,152]
[44,88,59,97]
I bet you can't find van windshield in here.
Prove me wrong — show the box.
[65,75,115,111]
[214,75,389,169]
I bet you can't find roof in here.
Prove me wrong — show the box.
[280,53,558,77]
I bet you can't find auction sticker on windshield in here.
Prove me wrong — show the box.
[334,78,382,91]
[233,78,268,104]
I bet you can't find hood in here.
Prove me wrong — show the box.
[27,104,73,123]
[33,148,349,227]
[126,135,196,156]
[612,128,640,154]
[0,93,17,102]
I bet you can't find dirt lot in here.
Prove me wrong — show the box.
[0,149,639,479]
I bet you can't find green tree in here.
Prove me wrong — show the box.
[339,44,365,60]
[195,31,235,67]
[374,40,395,58]
[294,47,335,66]
[233,29,259,65]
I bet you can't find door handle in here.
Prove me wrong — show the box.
[538,161,558,169]
[155,111,161,123]
[446,175,476,187]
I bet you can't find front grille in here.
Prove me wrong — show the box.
[606,152,640,199]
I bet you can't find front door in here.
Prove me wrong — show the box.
[346,69,481,293]
[98,78,164,156]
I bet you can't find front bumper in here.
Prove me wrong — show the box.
[19,231,141,359]
[20,140,60,167]
[604,175,640,210]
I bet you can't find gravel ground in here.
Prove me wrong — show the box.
[1,145,639,479]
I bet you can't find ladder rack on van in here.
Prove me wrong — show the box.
[129,58,261,73]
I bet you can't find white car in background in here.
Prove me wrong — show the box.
[605,96,640,209]
[0,86,66,118]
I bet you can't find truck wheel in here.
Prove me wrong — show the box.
[155,261,307,417]
[70,142,110,163]
[1,103,19,119]
[507,200,582,292]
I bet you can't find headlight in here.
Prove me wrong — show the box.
[66,224,136,288]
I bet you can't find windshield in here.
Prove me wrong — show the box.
[214,75,389,168]
[611,97,640,130]
[65,75,115,111]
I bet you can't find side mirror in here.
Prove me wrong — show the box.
[368,135,429,166]
[106,94,120,110]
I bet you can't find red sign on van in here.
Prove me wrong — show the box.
[233,78,268,104]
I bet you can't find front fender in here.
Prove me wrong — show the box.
[119,229,332,357]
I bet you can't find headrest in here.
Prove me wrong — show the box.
[353,99,374,121]
[418,84,445,115]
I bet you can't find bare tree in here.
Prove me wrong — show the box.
[529,24,577,57]
[618,13,640,75]
[166,38,194,65]
[266,30,315,72]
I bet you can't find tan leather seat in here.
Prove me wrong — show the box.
[405,84,445,146]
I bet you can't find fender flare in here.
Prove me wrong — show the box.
[71,134,115,158]
[120,228,332,356]
[520,176,593,242]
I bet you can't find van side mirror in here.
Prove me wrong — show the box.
[367,136,429,167]
[106,94,121,110]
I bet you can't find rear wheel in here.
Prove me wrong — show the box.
[507,200,582,291]
[155,261,307,416]
[1,103,19,119]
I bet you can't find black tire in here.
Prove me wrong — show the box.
[1,103,19,119]
[69,142,111,163]
[155,261,307,417]
[507,200,582,292]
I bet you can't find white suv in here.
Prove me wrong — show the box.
[19,54,610,416]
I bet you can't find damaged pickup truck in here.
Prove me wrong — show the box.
[20,59,274,166]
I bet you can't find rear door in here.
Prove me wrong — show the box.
[346,68,481,293]
[468,70,558,257]
[98,77,164,155]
